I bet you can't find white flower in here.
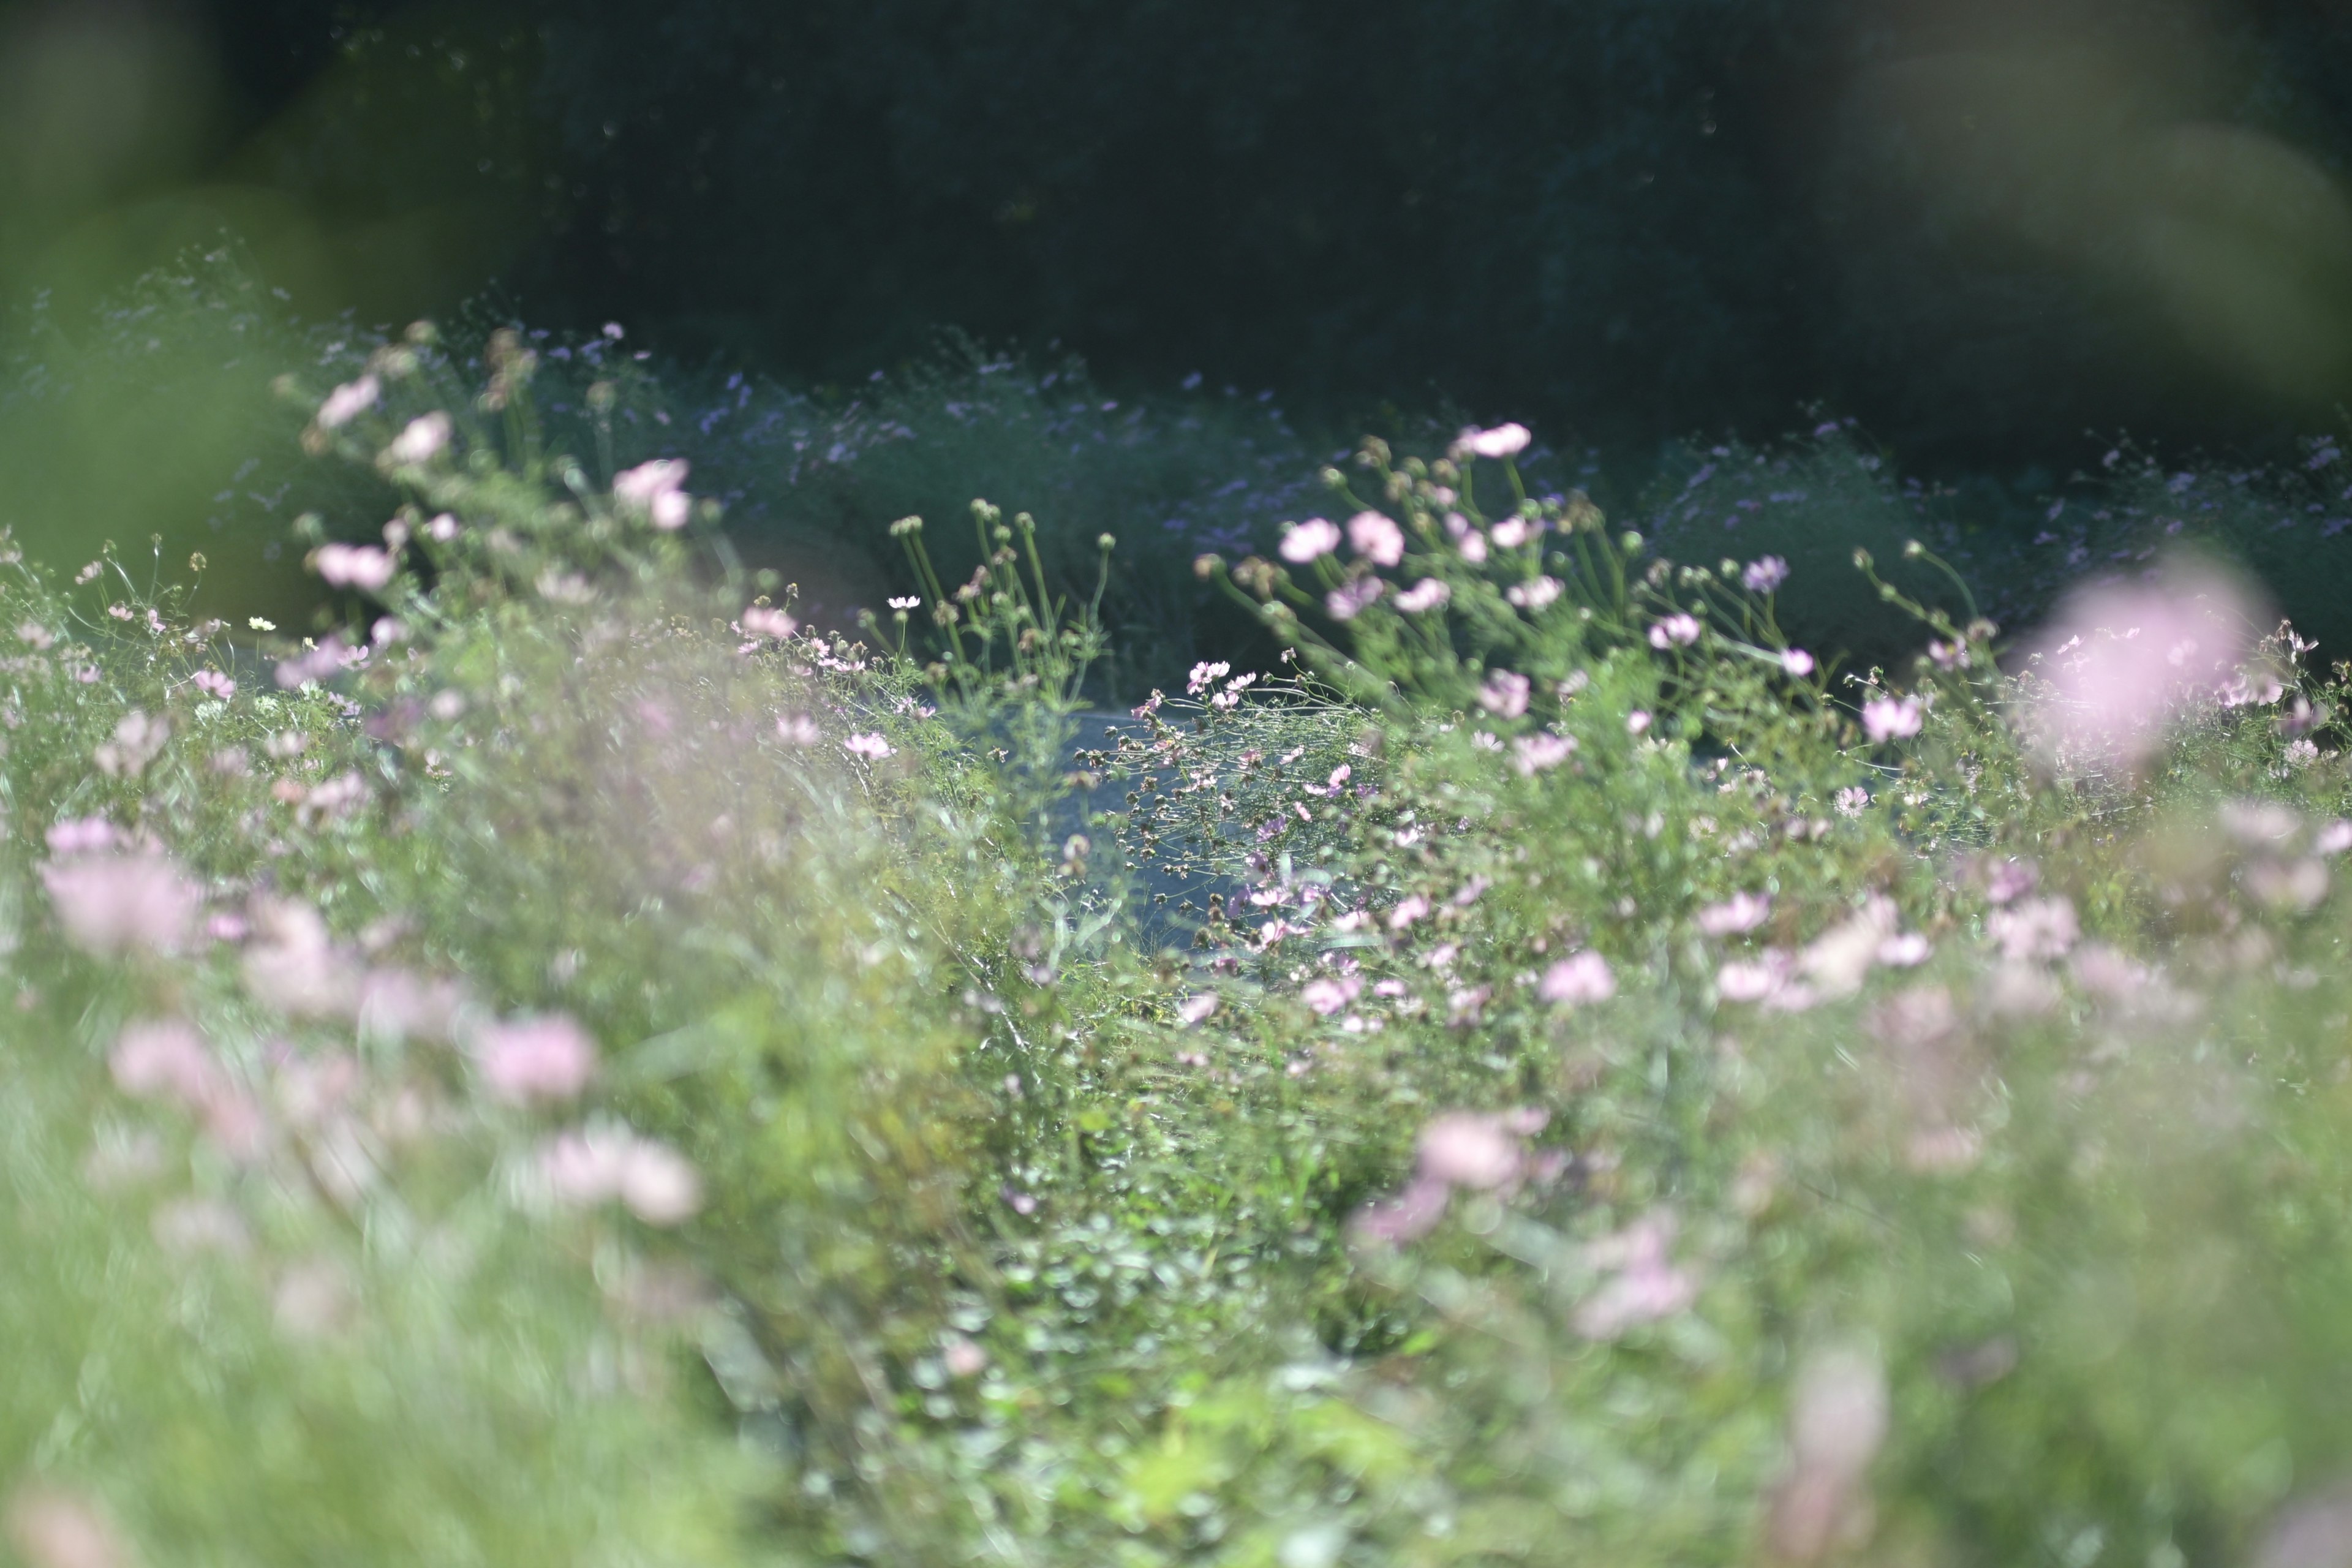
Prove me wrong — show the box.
[317,374,380,429]
[1280,517,1342,562]
[843,732,895,761]
[1459,423,1532,459]
[383,412,451,467]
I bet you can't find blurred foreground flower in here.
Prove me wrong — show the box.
[1766,1347,1889,1562]
[4,1486,130,1568]
[40,851,200,957]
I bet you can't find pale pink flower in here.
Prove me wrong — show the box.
[5,1486,132,1568]
[2221,798,2301,846]
[777,714,822,745]
[842,731,895,761]
[1279,517,1342,562]
[189,668,235,700]
[241,899,361,1018]
[1489,516,1531,549]
[942,1337,989,1379]
[1834,786,1870,817]
[110,1019,217,1106]
[2020,561,2264,769]
[1988,896,2078,962]
[1626,710,1652,735]
[1416,1112,1521,1188]
[1393,577,1452,613]
[1717,952,1794,1003]
[1649,613,1702,649]
[16,621,54,650]
[1186,660,1232,695]
[1539,950,1616,1003]
[92,710,168,778]
[617,1138,701,1224]
[1982,857,2038,904]
[741,605,797,639]
[41,852,200,956]
[1512,732,1577,775]
[614,459,693,530]
[1574,1213,1699,1338]
[473,1014,597,1104]
[425,512,460,543]
[45,818,115,856]
[1766,1348,1889,1563]
[1386,894,1432,930]
[1346,510,1406,567]
[1743,556,1790,594]
[1506,575,1563,611]
[1324,577,1384,620]
[1478,670,1531,718]
[2316,820,2352,856]
[316,374,380,430]
[1459,423,1532,459]
[538,1126,699,1224]
[1301,975,1361,1017]
[1861,695,1923,741]
[313,543,396,592]
[1876,932,1933,967]
[383,412,451,467]
[1782,647,1816,677]
[1176,993,1219,1026]
[1697,892,1772,937]
[1349,1173,1452,1245]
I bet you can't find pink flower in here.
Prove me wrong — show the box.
[2020,562,2264,769]
[617,1139,702,1224]
[1393,577,1452,613]
[1697,891,1773,937]
[942,1337,989,1379]
[1417,1112,1521,1188]
[540,1127,701,1224]
[317,374,380,429]
[1386,894,1432,930]
[1539,950,1616,1003]
[1626,710,1652,735]
[1876,932,1933,967]
[1834,786,1869,817]
[1861,695,1923,741]
[5,1486,132,1568]
[1478,670,1531,718]
[110,1019,217,1106]
[1489,517,1531,549]
[1512,732,1577,775]
[1279,517,1342,562]
[1782,647,1816,677]
[1346,510,1406,567]
[1743,556,1790,594]
[1324,577,1384,620]
[614,459,693,530]
[741,605,797,639]
[189,668,236,700]
[1301,975,1362,1016]
[843,731,895,761]
[2317,820,2352,856]
[1573,1213,1699,1338]
[1717,952,1795,1003]
[383,412,451,467]
[1187,660,1232,695]
[1459,423,1532,459]
[1648,613,1701,648]
[473,1014,597,1104]
[1988,896,2078,962]
[92,710,168,778]
[313,543,396,592]
[1506,575,1562,609]
[40,852,201,957]
[1176,993,1219,1025]
[45,818,116,856]
[1349,1174,1451,1245]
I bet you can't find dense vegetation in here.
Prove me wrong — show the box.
[8,322,2352,1567]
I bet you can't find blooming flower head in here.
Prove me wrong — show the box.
[1573,1212,1699,1338]
[1781,647,1816,677]
[614,459,693,530]
[189,668,235,701]
[538,1127,701,1224]
[1417,1112,1521,1188]
[1506,575,1563,611]
[110,1018,217,1107]
[41,851,201,957]
[1539,950,1616,1003]
[317,374,380,430]
[1489,516,1532,549]
[886,595,921,612]
[383,412,451,467]
[1324,576,1384,620]
[1393,577,1452,613]
[1278,516,1342,563]
[1743,556,1790,594]
[842,732,895,761]
[1478,670,1531,718]
[1512,732,1577,775]
[1697,891,1773,937]
[1649,613,1702,649]
[313,543,396,592]
[1861,695,1923,742]
[1346,510,1406,567]
[473,1014,598,1104]
[1300,975,1362,1017]
[1458,422,1532,460]
[741,606,796,639]
[1387,893,1432,930]
[1187,660,1232,695]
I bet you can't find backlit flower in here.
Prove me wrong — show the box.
[313,543,396,592]
[317,374,380,430]
[383,412,451,467]
[1459,423,1532,459]
[1478,670,1531,718]
[1648,613,1701,648]
[1279,517,1341,562]
[843,732,895,761]
[1346,510,1405,567]
[1324,576,1384,620]
[1782,647,1816,677]
[614,459,693,530]
[1861,695,1923,741]
[1394,577,1451,613]
[1743,556,1790,594]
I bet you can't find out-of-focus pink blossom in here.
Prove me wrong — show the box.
[1743,556,1790,594]
[2019,562,2266,769]
[1718,951,1794,1003]
[1988,896,2078,962]
[1649,613,1702,648]
[1697,892,1772,937]
[1766,1348,1890,1563]
[1176,993,1219,1026]
[5,1485,132,1568]
[313,543,396,592]
[41,851,200,957]
[741,605,796,639]
[1512,732,1577,775]
[942,1337,989,1379]
[383,412,451,467]
[110,1019,216,1106]
[1876,932,1933,967]
[2221,798,2301,846]
[1349,1173,1452,1245]
[1393,577,1451,613]
[1506,575,1562,611]
[473,1014,598,1104]
[777,714,821,745]
[1324,577,1384,620]
[1574,1212,1699,1338]
[45,818,115,856]
[92,710,167,778]
[274,635,355,690]
[537,1126,700,1224]
[614,459,693,530]
[316,374,380,430]
[1458,423,1532,459]
[1279,517,1341,562]
[843,732,894,761]
[1861,695,1923,741]
[1417,1112,1521,1189]
[1301,975,1361,1017]
[1478,670,1531,718]
[1782,647,1817,677]
[1346,510,1406,566]
[1626,710,1652,735]
[2317,820,2352,856]
[241,899,361,1018]
[1386,894,1431,930]
[189,668,235,701]
[1539,950,1616,1003]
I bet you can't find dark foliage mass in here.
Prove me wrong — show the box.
[182,0,2352,468]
